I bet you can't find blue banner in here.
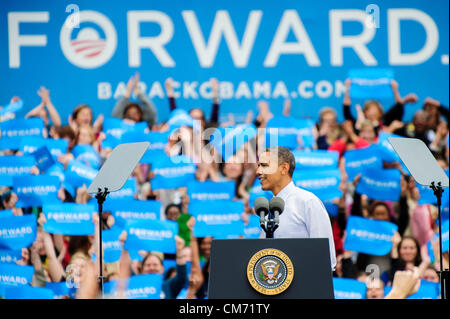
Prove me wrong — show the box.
[266,117,315,149]
[244,214,262,239]
[0,118,44,139]
[377,131,410,173]
[43,203,95,235]
[151,155,196,190]
[0,100,23,121]
[344,145,382,181]
[102,227,124,264]
[65,159,98,188]
[0,264,34,286]
[19,136,45,155]
[4,285,55,299]
[188,200,245,238]
[187,180,235,201]
[125,219,178,253]
[0,248,22,264]
[356,167,401,201]
[105,274,163,299]
[348,68,394,99]
[293,169,342,201]
[45,281,76,299]
[71,144,102,169]
[248,179,272,208]
[344,216,398,256]
[1,0,448,126]
[13,175,60,207]
[109,199,161,228]
[384,280,440,299]
[323,201,339,218]
[333,277,367,299]
[108,179,137,200]
[209,124,257,161]
[33,146,56,172]
[0,214,37,250]
[292,150,339,171]
[140,132,170,164]
[0,155,35,176]
[45,138,69,160]
[167,109,195,129]
[103,118,148,139]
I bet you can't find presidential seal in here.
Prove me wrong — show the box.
[247,248,294,295]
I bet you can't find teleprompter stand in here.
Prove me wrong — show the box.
[389,137,449,299]
[87,142,149,298]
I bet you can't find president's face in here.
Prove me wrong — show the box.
[256,151,283,191]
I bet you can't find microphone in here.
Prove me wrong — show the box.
[254,197,270,227]
[269,197,285,225]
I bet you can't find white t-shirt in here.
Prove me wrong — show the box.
[271,181,337,270]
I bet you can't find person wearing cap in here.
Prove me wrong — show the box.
[256,146,336,269]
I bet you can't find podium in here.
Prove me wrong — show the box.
[208,238,334,299]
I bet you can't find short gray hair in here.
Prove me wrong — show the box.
[265,146,295,177]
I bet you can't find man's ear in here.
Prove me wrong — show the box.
[281,162,290,176]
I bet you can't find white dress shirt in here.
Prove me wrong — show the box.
[271,181,337,270]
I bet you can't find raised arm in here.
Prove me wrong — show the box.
[39,213,65,282]
[210,78,220,124]
[112,75,134,118]
[134,72,157,128]
[165,77,177,111]
[38,86,62,128]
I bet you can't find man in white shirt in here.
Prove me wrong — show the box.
[257,146,337,270]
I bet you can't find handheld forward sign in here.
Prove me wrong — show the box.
[247,248,294,296]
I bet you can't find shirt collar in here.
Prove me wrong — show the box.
[275,180,295,200]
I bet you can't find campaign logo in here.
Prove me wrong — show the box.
[60,10,117,69]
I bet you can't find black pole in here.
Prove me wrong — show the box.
[95,187,109,298]
[430,182,448,299]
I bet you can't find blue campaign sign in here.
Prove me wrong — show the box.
[0,118,44,139]
[45,281,76,299]
[103,118,148,139]
[44,138,69,160]
[344,144,382,181]
[0,210,14,217]
[13,174,60,207]
[102,227,124,264]
[417,182,438,205]
[189,200,245,238]
[333,277,367,299]
[43,203,95,235]
[0,155,35,176]
[344,216,398,256]
[323,200,339,218]
[108,178,137,200]
[0,214,37,250]
[139,132,170,164]
[1,0,448,127]
[33,146,56,172]
[377,131,410,174]
[151,155,196,190]
[0,264,34,286]
[105,274,163,299]
[0,248,22,264]
[125,219,178,254]
[110,199,161,228]
[248,179,272,208]
[167,109,194,128]
[187,180,235,201]
[293,169,342,201]
[71,144,102,169]
[19,136,46,155]
[384,280,440,299]
[244,214,262,239]
[0,100,23,120]
[348,68,394,99]
[292,149,339,171]
[210,124,257,161]
[4,285,55,299]
[265,116,300,150]
[356,166,401,201]
[0,175,13,187]
[65,159,99,188]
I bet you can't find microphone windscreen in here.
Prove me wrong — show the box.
[254,197,270,215]
[269,196,285,214]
